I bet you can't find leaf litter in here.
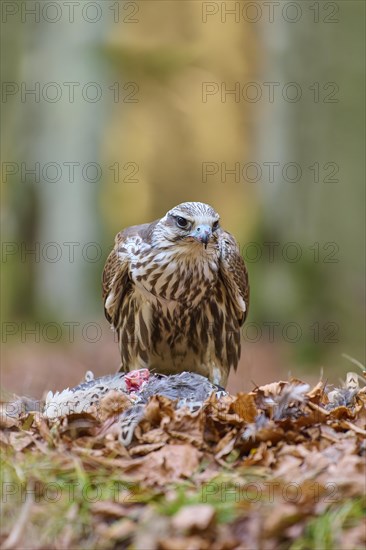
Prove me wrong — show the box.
[1,369,365,549]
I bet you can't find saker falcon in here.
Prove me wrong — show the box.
[102,201,249,387]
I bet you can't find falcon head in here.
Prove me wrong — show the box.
[153,202,220,250]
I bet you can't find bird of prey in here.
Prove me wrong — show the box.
[102,201,249,387]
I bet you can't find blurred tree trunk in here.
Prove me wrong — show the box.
[257,3,365,362]
[3,16,110,321]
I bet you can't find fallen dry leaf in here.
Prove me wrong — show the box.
[231,393,257,423]
[99,390,132,421]
[123,444,202,485]
[171,504,216,533]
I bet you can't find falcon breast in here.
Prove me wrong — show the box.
[102,202,249,387]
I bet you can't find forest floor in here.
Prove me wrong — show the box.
[1,366,365,550]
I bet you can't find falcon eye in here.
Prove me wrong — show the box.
[176,216,189,229]
[212,220,220,231]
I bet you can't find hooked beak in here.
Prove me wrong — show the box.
[190,224,212,248]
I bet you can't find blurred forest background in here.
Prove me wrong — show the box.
[1,1,365,397]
